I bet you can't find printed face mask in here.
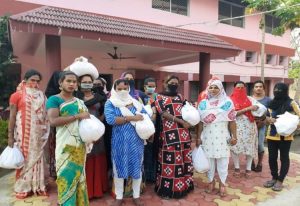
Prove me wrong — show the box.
[81,83,93,89]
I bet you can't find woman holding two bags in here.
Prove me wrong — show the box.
[104,79,148,206]
[197,78,237,197]
[154,75,194,199]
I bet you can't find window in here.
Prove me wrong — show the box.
[152,0,188,16]
[245,51,256,63]
[218,0,246,27]
[265,15,280,34]
[266,54,274,64]
[279,56,287,66]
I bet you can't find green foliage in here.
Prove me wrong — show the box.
[0,15,13,67]
[244,0,300,36]
[0,120,8,151]
[288,61,300,78]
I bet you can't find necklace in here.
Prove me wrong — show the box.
[59,93,74,101]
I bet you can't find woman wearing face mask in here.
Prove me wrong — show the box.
[230,81,259,178]
[121,72,147,105]
[264,83,300,191]
[197,78,237,197]
[8,69,50,199]
[104,79,147,206]
[143,77,158,183]
[77,74,108,199]
[154,75,194,199]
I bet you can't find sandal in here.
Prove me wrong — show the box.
[272,181,283,192]
[133,198,144,206]
[205,179,215,194]
[251,162,256,171]
[219,182,226,197]
[111,199,123,206]
[263,179,277,188]
[255,164,262,172]
[15,192,32,199]
[233,168,241,178]
[245,170,252,178]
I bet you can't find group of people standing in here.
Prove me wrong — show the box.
[6,64,300,206]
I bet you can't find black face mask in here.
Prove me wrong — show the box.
[167,84,178,93]
[128,79,135,88]
[92,86,104,94]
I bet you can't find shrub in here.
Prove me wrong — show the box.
[0,120,8,152]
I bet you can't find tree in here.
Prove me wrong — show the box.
[0,15,14,109]
[244,0,282,82]
[244,0,300,101]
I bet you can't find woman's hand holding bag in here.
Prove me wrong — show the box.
[192,146,210,173]
[79,114,105,143]
[0,144,24,169]
[181,101,200,126]
[134,112,155,140]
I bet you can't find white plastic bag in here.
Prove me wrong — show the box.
[79,115,105,143]
[135,113,155,140]
[0,145,24,169]
[274,111,299,136]
[69,56,99,80]
[144,105,153,117]
[251,103,267,117]
[192,146,210,173]
[182,102,200,126]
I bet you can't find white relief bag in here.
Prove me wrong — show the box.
[79,115,105,143]
[182,102,200,126]
[274,111,299,136]
[251,102,267,117]
[134,112,155,140]
[192,146,210,173]
[0,144,24,169]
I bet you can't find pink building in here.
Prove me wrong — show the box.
[2,0,294,100]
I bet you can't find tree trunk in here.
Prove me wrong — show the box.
[294,79,300,103]
[260,13,266,82]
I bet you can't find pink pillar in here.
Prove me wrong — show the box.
[199,52,211,91]
[183,81,189,100]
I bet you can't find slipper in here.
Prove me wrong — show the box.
[263,179,277,188]
[272,182,283,192]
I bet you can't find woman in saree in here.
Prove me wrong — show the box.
[8,69,50,199]
[154,75,194,199]
[46,71,90,206]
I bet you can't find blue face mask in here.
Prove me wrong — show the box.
[146,86,156,94]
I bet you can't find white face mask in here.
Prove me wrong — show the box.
[117,90,130,100]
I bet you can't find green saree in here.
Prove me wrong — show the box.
[47,96,89,206]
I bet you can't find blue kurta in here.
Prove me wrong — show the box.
[104,100,145,179]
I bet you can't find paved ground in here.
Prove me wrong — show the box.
[1,148,300,206]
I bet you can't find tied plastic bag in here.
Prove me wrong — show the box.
[0,145,24,169]
[79,115,105,143]
[69,56,99,80]
[182,102,200,126]
[274,111,299,136]
[251,103,267,117]
[192,146,210,173]
[135,113,155,140]
[144,105,153,117]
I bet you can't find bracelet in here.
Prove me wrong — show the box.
[124,116,127,122]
